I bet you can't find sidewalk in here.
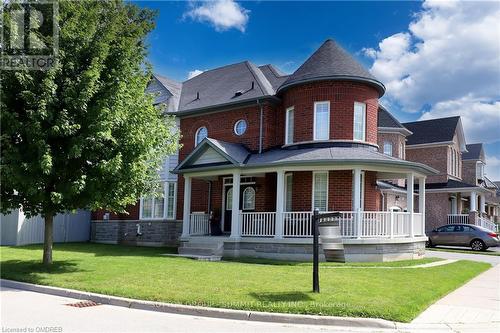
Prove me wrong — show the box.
[409,264,500,330]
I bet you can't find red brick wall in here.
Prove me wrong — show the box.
[425,192,450,231]
[279,81,379,145]
[462,160,478,185]
[364,171,380,211]
[405,146,450,183]
[179,102,278,161]
[329,170,353,211]
[291,171,313,211]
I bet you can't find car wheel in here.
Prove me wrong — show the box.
[426,240,435,248]
[471,239,486,251]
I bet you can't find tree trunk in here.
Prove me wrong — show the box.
[43,213,54,265]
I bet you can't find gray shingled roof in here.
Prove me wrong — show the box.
[258,64,289,91]
[462,143,483,160]
[378,105,409,130]
[277,39,385,96]
[147,74,182,112]
[176,139,437,175]
[177,61,275,114]
[425,179,477,190]
[403,116,460,145]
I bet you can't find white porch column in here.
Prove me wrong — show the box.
[275,169,285,239]
[230,170,241,239]
[407,173,414,238]
[450,196,457,214]
[181,175,192,238]
[470,191,477,212]
[353,168,362,238]
[479,194,486,214]
[419,177,426,235]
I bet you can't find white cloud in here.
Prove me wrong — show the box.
[485,156,500,181]
[184,0,250,32]
[187,69,204,79]
[364,0,500,146]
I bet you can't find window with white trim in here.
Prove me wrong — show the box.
[399,142,405,159]
[140,182,176,220]
[313,172,328,211]
[476,162,485,179]
[234,119,247,136]
[314,101,330,141]
[352,171,365,210]
[383,142,393,156]
[226,188,233,210]
[353,102,366,141]
[242,187,255,210]
[195,126,208,146]
[285,107,294,144]
[285,173,293,211]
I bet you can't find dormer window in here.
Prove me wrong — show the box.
[353,102,366,141]
[314,101,330,141]
[195,126,208,146]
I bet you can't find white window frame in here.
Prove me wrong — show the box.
[139,182,177,220]
[234,119,247,136]
[242,187,256,211]
[352,171,365,211]
[400,142,404,159]
[195,126,208,146]
[285,173,293,212]
[353,102,366,141]
[285,106,294,145]
[312,171,329,212]
[383,142,393,156]
[313,101,330,141]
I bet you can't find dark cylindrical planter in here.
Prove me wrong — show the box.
[319,220,345,262]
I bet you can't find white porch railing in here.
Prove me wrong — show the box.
[447,214,469,224]
[477,217,498,232]
[240,212,275,237]
[283,212,313,237]
[189,213,210,236]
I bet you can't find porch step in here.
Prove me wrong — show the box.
[178,238,225,257]
[178,246,222,256]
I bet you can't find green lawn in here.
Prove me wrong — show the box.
[0,243,490,322]
[428,247,500,256]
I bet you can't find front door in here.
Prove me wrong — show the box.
[223,185,256,233]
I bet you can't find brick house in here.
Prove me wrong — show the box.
[402,118,499,232]
[166,39,438,262]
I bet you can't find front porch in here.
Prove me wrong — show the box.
[445,190,498,232]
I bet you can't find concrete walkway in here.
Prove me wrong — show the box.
[411,264,500,331]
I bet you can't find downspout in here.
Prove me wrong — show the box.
[257,99,263,154]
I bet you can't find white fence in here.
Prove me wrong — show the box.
[477,217,498,232]
[189,213,210,236]
[240,212,275,237]
[447,214,469,224]
[229,211,423,238]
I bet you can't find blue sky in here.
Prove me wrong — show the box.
[138,1,500,179]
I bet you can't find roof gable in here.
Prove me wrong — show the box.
[174,138,250,171]
[278,39,385,96]
[147,74,181,112]
[403,116,466,150]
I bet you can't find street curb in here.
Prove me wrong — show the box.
[1,279,397,329]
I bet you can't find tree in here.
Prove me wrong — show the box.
[1,0,178,265]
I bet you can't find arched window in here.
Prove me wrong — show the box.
[242,187,255,210]
[234,119,247,136]
[195,127,207,146]
[226,188,233,210]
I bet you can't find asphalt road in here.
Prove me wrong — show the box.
[426,247,500,265]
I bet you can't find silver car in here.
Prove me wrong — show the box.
[427,224,500,251]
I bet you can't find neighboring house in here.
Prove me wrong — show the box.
[171,39,437,262]
[403,118,498,232]
[0,210,90,246]
[91,74,182,246]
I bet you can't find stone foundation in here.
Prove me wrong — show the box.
[342,238,427,262]
[91,220,182,247]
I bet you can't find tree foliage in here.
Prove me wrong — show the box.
[1,0,178,262]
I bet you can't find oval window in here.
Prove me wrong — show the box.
[234,120,247,136]
[195,127,208,146]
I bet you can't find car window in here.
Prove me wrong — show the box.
[453,226,464,232]
[463,226,474,232]
[438,225,455,232]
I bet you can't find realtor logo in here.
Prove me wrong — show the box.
[1,0,58,70]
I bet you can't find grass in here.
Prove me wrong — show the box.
[428,246,500,256]
[0,243,491,323]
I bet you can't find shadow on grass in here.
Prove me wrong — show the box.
[223,257,308,266]
[0,260,84,284]
[2,242,177,257]
[249,291,313,302]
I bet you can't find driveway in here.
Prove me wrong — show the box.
[426,248,500,265]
